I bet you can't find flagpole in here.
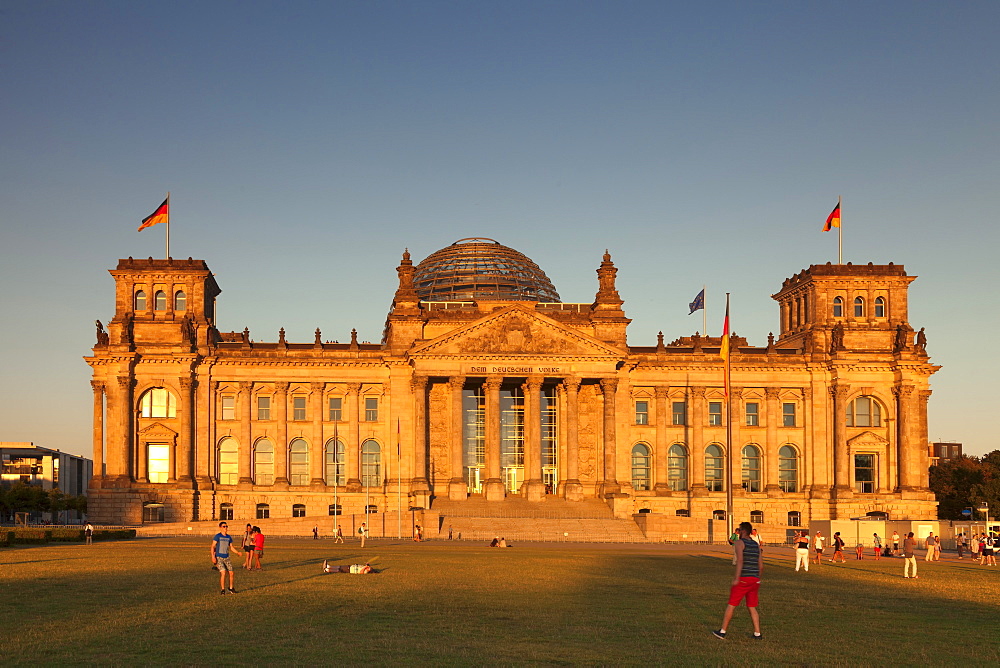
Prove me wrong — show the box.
[397,418,402,540]
[837,195,843,265]
[333,421,339,531]
[165,192,171,259]
[702,284,707,337]
[723,293,733,538]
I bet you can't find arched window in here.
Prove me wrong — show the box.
[853,296,864,318]
[750,510,764,524]
[361,439,381,487]
[631,443,651,491]
[253,439,274,486]
[741,444,762,493]
[705,444,724,492]
[147,442,170,483]
[778,444,798,493]
[787,511,801,526]
[217,437,239,485]
[675,508,690,517]
[154,290,167,311]
[174,290,187,311]
[219,502,234,521]
[139,388,176,418]
[667,443,688,491]
[847,396,882,427]
[832,296,843,318]
[292,503,306,518]
[325,439,345,486]
[329,504,341,516]
[288,438,309,486]
[256,503,269,519]
[135,290,147,310]
[874,296,885,318]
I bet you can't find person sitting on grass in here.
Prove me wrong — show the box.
[322,560,375,574]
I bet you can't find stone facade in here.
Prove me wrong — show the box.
[85,250,938,525]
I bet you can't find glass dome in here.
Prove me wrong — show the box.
[413,238,561,302]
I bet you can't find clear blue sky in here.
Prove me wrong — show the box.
[2,1,998,458]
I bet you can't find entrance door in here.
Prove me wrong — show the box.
[504,466,523,493]
[542,467,558,494]
[466,467,483,493]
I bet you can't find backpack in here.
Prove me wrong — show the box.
[358,527,364,535]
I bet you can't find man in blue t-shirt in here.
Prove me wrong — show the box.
[211,521,242,595]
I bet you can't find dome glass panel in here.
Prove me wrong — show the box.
[413,238,560,302]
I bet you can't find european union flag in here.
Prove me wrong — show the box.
[689,289,705,315]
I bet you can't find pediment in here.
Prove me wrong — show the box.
[847,430,889,449]
[411,305,624,357]
[139,422,178,438]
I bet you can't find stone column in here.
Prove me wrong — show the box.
[483,376,504,501]
[238,381,253,486]
[345,383,362,491]
[916,390,932,490]
[562,378,583,501]
[653,386,669,494]
[90,381,105,486]
[689,387,707,495]
[448,377,467,500]
[600,378,620,495]
[109,375,132,483]
[522,376,545,501]
[310,382,325,488]
[176,377,195,483]
[896,385,924,491]
[195,370,213,486]
[274,381,289,487]
[410,376,430,494]
[764,387,781,496]
[729,387,744,496]
[832,384,851,495]
[800,386,814,496]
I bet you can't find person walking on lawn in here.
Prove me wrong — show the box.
[211,521,243,594]
[713,521,763,641]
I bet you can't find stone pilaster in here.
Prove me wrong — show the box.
[238,381,253,487]
[310,382,325,488]
[600,378,620,495]
[90,380,105,487]
[345,383,362,491]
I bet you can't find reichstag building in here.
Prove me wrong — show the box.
[85,238,938,525]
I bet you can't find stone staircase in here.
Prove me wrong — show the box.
[429,496,649,543]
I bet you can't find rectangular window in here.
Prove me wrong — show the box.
[745,402,759,426]
[635,401,649,425]
[855,453,876,493]
[257,395,270,421]
[672,401,687,426]
[782,402,796,427]
[221,396,235,421]
[365,397,379,422]
[708,402,722,426]
[292,396,306,421]
[147,443,170,483]
[328,397,342,421]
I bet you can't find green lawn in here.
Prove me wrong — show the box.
[2,538,997,665]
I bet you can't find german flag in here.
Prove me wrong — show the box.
[822,203,841,232]
[138,196,169,231]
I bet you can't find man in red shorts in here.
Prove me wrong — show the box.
[713,521,763,640]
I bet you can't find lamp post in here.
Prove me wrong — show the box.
[979,502,991,535]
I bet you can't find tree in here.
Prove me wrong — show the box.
[929,450,1000,520]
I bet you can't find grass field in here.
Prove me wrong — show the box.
[2,537,998,666]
